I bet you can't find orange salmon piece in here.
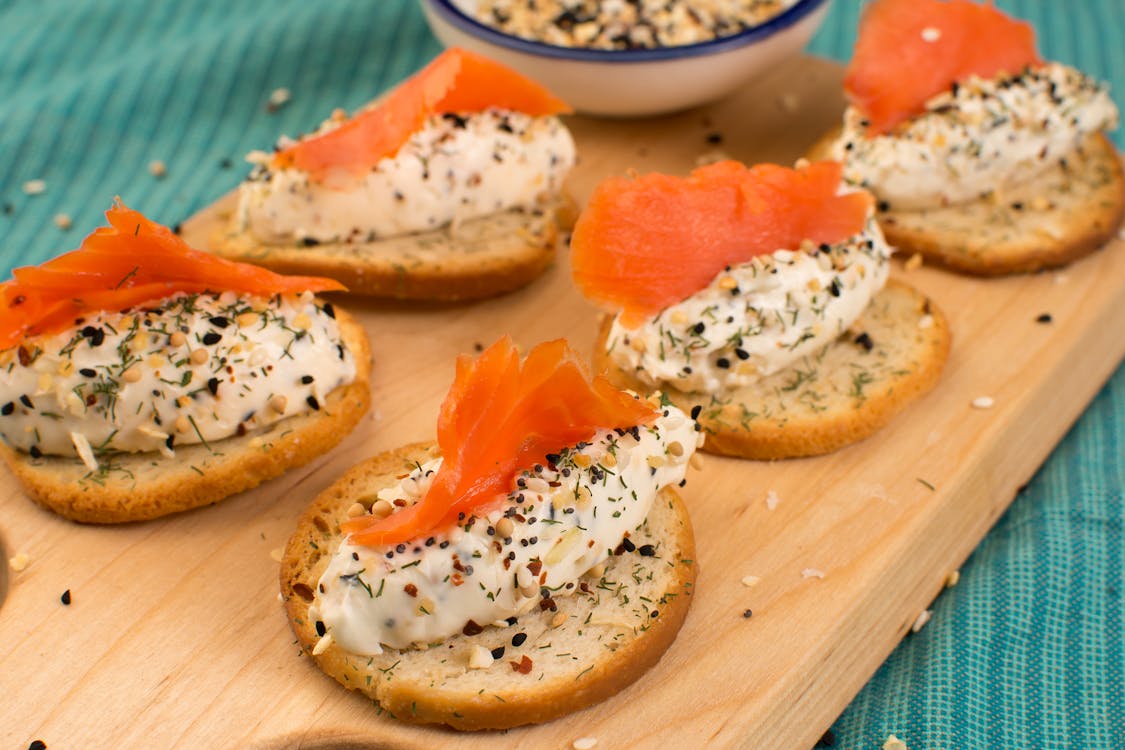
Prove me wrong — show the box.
[272,47,571,185]
[845,0,1041,135]
[0,201,344,349]
[570,160,873,328]
[342,337,657,547]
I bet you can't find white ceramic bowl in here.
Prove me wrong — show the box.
[420,0,831,117]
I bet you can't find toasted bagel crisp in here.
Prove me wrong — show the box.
[280,442,696,731]
[808,130,1125,275]
[594,281,951,460]
[210,198,575,301]
[0,309,372,524]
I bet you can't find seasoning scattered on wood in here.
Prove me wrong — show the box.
[1036,313,1053,323]
[22,179,46,195]
[9,551,30,572]
[764,489,780,510]
[945,570,960,588]
[910,608,932,633]
[742,608,753,619]
[60,589,72,605]
[741,575,760,587]
[572,737,598,750]
[971,396,995,409]
[28,741,47,750]
[801,568,825,580]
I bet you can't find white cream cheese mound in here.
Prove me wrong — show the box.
[314,407,698,655]
[834,62,1119,210]
[237,109,576,244]
[0,291,354,463]
[605,216,891,395]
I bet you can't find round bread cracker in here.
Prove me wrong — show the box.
[0,309,372,523]
[808,129,1125,276]
[280,442,696,731]
[210,199,575,301]
[594,280,951,460]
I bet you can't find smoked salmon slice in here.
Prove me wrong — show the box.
[342,337,657,547]
[272,47,571,185]
[845,0,1041,135]
[570,160,873,328]
[0,200,344,349]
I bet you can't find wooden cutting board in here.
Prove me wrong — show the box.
[3,56,1124,750]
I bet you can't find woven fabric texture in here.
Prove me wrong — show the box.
[0,1,1122,748]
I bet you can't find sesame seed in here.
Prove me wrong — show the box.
[904,253,923,271]
[312,632,333,656]
[268,394,288,413]
[741,575,760,587]
[921,26,941,42]
[551,612,567,628]
[945,570,961,588]
[345,502,366,518]
[372,499,393,518]
[689,453,704,470]
[9,551,30,572]
[269,547,284,563]
[917,315,934,330]
[53,213,71,230]
[883,735,909,750]
[971,396,995,410]
[267,87,291,112]
[801,568,825,579]
[148,160,167,178]
[765,490,780,510]
[573,738,598,750]
[121,367,143,383]
[22,179,46,195]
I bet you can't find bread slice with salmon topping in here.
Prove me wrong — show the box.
[280,441,696,731]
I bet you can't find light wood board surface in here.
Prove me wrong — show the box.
[3,56,1124,750]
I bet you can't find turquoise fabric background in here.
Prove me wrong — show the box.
[0,1,1121,747]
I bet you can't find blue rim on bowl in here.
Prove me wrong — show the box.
[424,0,832,63]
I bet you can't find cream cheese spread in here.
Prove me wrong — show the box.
[0,291,354,463]
[237,110,576,243]
[834,62,1119,210]
[313,407,698,655]
[605,217,891,395]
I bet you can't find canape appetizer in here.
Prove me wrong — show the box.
[211,47,576,300]
[572,160,951,459]
[811,0,1123,274]
[280,337,698,729]
[0,201,371,522]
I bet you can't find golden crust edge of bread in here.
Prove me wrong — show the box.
[280,442,697,730]
[807,128,1125,276]
[0,308,372,524]
[209,197,575,301]
[593,280,952,460]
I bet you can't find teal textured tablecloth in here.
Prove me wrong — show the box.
[1,2,1122,747]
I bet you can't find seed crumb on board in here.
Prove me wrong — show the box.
[971,396,995,410]
[741,575,761,587]
[764,489,780,510]
[917,314,934,329]
[60,589,72,606]
[9,551,30,572]
[22,179,46,195]
[802,568,825,580]
[269,547,285,563]
[945,570,960,588]
[1036,313,1053,324]
[910,609,932,633]
[573,737,598,750]
[53,213,71,230]
[903,253,923,271]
